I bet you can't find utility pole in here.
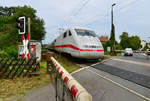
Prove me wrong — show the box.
[28,18,31,59]
[111,4,116,28]
[28,18,31,40]
[110,3,116,55]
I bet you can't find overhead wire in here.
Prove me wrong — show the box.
[72,0,91,17]
[80,0,141,27]
[84,0,139,26]
[67,0,91,26]
[48,0,141,36]
[69,0,87,17]
[63,0,86,27]
[46,0,143,43]
[45,0,92,43]
[117,0,140,12]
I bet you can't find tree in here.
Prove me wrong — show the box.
[119,32,141,50]
[0,6,46,57]
[109,23,115,51]
[128,36,141,50]
[0,6,46,47]
[120,32,129,49]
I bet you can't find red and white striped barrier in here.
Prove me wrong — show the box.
[21,34,30,59]
[51,57,92,101]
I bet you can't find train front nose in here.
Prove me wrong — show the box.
[77,36,104,59]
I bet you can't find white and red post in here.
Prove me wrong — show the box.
[21,34,30,59]
[17,16,31,60]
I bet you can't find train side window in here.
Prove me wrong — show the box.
[63,32,67,38]
[54,39,56,42]
[69,31,72,36]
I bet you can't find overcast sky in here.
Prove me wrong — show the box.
[0,0,150,43]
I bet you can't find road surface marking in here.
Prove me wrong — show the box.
[72,59,150,101]
[113,58,150,67]
[72,57,150,100]
[91,58,113,67]
[87,69,150,101]
[71,66,90,75]
[72,58,113,75]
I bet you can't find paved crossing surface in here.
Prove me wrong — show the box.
[93,63,150,89]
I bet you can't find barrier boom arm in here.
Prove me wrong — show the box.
[51,57,92,101]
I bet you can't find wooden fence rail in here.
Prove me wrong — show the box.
[0,57,38,79]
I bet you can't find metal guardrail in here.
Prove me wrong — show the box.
[114,50,149,53]
[46,53,92,101]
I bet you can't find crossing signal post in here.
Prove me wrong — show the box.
[17,16,31,60]
[16,16,26,34]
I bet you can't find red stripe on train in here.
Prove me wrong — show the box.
[55,44,104,52]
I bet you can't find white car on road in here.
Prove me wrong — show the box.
[124,48,133,56]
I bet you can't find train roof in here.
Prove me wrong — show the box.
[59,27,94,32]
[71,27,93,31]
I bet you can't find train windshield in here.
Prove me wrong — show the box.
[75,29,97,37]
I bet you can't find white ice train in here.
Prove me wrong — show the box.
[49,28,104,59]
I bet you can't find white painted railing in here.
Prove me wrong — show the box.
[47,56,92,101]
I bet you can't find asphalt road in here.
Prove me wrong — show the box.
[93,56,150,89]
[73,53,150,100]
[21,84,55,101]
[73,68,149,101]
[21,53,150,101]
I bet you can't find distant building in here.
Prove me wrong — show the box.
[148,43,150,48]
[99,37,109,44]
[141,40,147,50]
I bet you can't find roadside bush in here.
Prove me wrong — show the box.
[0,50,8,57]
[3,46,18,58]
[116,44,122,50]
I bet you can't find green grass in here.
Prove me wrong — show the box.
[0,61,50,101]
[104,54,112,57]
[62,64,80,73]
[116,53,122,56]
[53,54,81,73]
[104,52,122,57]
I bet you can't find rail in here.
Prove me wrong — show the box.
[46,53,92,101]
